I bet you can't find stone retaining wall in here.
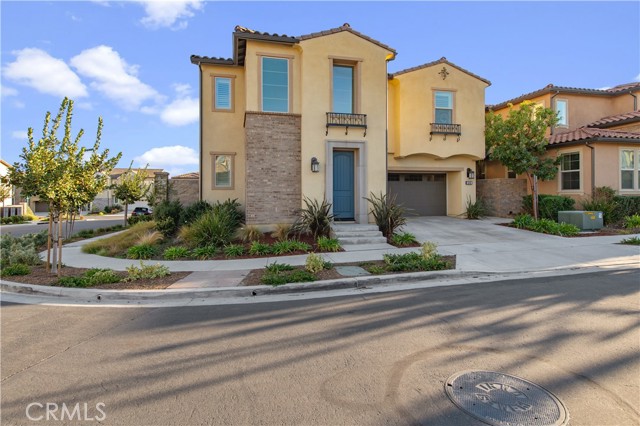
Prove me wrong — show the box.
[477,178,527,217]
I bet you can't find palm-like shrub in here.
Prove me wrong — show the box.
[291,197,334,238]
[179,210,236,248]
[364,192,408,239]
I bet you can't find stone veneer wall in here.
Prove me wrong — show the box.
[170,178,199,207]
[244,112,301,225]
[477,178,527,217]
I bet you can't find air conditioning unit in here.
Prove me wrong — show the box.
[558,211,603,231]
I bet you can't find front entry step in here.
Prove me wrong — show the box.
[332,223,395,251]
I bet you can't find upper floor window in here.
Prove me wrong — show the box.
[560,152,580,191]
[214,76,233,111]
[555,99,568,127]
[434,91,453,124]
[621,149,638,191]
[333,64,354,113]
[262,57,289,113]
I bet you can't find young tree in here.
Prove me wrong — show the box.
[7,98,121,275]
[485,101,560,219]
[112,163,151,225]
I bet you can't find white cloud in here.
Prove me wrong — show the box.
[1,85,18,97]
[137,0,204,30]
[635,73,640,82]
[160,83,198,126]
[76,102,94,110]
[70,45,162,111]
[134,146,198,169]
[11,130,28,140]
[3,48,88,98]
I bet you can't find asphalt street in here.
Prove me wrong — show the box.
[1,270,639,425]
[0,216,124,237]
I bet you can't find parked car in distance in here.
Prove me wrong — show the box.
[131,207,152,216]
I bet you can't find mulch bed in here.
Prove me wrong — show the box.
[4,264,190,290]
[240,255,456,286]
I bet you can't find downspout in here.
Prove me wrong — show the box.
[585,141,595,196]
[550,90,560,135]
[629,91,637,111]
[198,64,203,201]
[385,73,389,197]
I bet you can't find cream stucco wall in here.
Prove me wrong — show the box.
[200,64,247,205]
[594,143,640,196]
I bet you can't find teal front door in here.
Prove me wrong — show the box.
[333,151,355,221]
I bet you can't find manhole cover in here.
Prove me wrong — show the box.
[445,370,569,426]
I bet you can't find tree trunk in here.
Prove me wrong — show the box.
[57,219,63,277]
[51,215,58,275]
[46,213,52,273]
[124,203,129,227]
[532,175,539,220]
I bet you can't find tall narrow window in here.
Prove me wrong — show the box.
[214,77,232,111]
[434,91,453,124]
[555,99,568,127]
[212,154,234,189]
[333,65,354,113]
[560,152,580,191]
[621,150,636,190]
[262,57,288,113]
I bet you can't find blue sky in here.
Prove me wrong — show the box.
[2,1,639,176]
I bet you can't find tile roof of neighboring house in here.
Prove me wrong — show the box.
[191,23,396,66]
[299,23,397,56]
[0,159,12,168]
[488,82,640,111]
[171,172,199,179]
[390,57,491,86]
[584,111,640,128]
[549,127,640,146]
[110,168,164,179]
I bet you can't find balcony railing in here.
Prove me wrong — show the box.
[326,112,367,136]
[430,123,462,141]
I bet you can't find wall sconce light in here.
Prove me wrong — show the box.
[311,157,320,173]
[466,168,475,179]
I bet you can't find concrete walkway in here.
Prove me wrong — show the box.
[46,217,640,286]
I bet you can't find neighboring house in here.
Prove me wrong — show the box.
[170,172,199,207]
[0,159,14,206]
[92,167,164,211]
[191,24,489,225]
[484,83,640,202]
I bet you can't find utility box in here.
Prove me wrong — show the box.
[558,211,603,231]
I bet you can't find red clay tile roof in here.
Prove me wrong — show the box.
[171,172,199,179]
[584,111,640,128]
[299,23,396,56]
[390,57,491,86]
[488,83,640,111]
[549,127,640,145]
[190,56,234,65]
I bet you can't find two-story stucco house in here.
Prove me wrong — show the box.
[191,24,489,225]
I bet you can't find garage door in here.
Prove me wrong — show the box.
[388,173,446,216]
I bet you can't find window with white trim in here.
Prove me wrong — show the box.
[214,77,232,111]
[434,91,453,124]
[262,57,288,113]
[560,152,580,191]
[620,149,639,191]
[555,99,568,127]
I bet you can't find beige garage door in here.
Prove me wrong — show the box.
[388,173,446,216]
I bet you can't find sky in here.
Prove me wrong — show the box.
[1,1,639,176]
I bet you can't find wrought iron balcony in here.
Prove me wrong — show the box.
[430,123,462,141]
[326,112,367,137]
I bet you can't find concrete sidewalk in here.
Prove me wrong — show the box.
[1,217,638,303]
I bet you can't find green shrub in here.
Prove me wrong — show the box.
[1,263,30,277]
[305,253,325,274]
[316,236,341,252]
[623,214,640,229]
[612,196,640,223]
[522,195,575,221]
[124,262,170,282]
[291,197,334,239]
[127,214,154,226]
[104,204,122,214]
[75,229,95,239]
[271,240,297,255]
[290,240,312,252]
[581,187,617,226]
[163,246,190,260]
[181,200,213,225]
[620,236,640,245]
[556,222,580,237]
[179,210,236,248]
[126,244,157,259]
[271,224,291,241]
[513,215,580,236]
[390,232,418,247]
[365,192,409,239]
[513,213,535,229]
[421,241,438,260]
[240,225,263,242]
[153,200,183,237]
[213,199,244,230]
[0,232,42,267]
[265,262,294,273]
[382,252,449,272]
[223,244,245,258]
[465,196,488,219]
[249,241,271,256]
[57,268,120,288]
[190,245,218,259]
[366,265,386,275]
[261,269,316,286]
[82,223,157,257]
